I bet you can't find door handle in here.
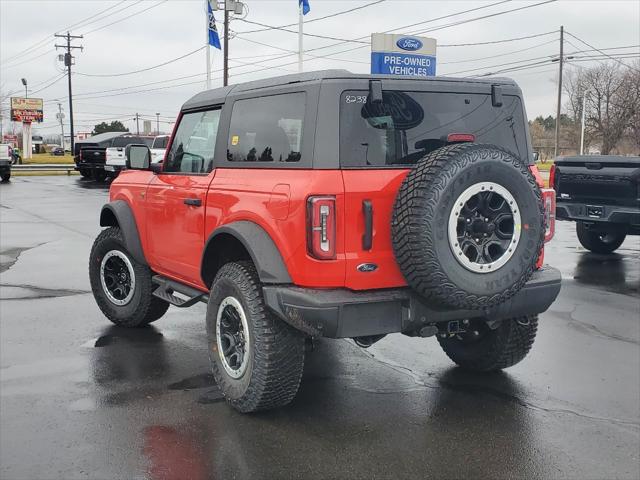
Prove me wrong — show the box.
[362,200,373,250]
[183,198,202,207]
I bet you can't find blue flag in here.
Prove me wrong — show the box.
[299,0,310,15]
[208,1,221,49]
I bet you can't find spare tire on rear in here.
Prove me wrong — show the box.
[392,143,544,309]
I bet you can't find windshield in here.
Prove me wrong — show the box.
[340,90,529,167]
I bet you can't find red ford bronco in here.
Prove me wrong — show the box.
[89,70,561,413]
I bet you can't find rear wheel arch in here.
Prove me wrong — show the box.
[99,201,147,266]
[201,221,292,288]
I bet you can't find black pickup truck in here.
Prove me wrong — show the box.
[553,155,640,253]
[75,132,126,181]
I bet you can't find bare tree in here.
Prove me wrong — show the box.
[564,61,640,154]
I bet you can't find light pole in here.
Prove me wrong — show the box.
[155,113,160,135]
[21,78,27,98]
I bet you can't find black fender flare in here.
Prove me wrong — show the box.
[99,200,147,265]
[202,221,292,285]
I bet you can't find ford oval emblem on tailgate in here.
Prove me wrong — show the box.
[357,263,378,272]
[396,37,423,51]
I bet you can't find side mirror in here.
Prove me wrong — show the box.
[125,144,151,170]
[533,151,540,162]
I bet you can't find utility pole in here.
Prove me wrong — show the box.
[135,113,140,135]
[57,102,65,150]
[156,113,160,135]
[298,2,303,72]
[223,8,229,86]
[554,25,564,158]
[55,32,83,155]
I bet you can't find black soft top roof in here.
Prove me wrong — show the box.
[182,69,519,111]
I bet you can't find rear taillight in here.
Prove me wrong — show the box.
[307,196,336,260]
[549,164,557,190]
[447,133,475,143]
[541,188,556,242]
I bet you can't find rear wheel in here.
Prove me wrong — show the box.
[93,170,107,182]
[0,172,10,182]
[89,227,169,327]
[437,315,538,371]
[207,262,305,413]
[576,222,626,254]
[79,168,92,178]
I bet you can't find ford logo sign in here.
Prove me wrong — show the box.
[396,37,423,51]
[357,263,378,273]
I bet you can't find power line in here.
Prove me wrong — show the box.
[565,31,640,72]
[237,0,388,33]
[411,0,558,36]
[440,31,558,47]
[74,46,205,77]
[439,38,558,65]
[235,18,369,44]
[30,74,67,95]
[58,0,129,34]
[81,0,168,36]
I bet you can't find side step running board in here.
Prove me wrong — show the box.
[152,275,208,308]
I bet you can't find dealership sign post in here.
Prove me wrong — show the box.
[371,33,437,77]
[11,97,43,160]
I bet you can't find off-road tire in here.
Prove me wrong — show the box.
[576,222,626,254]
[0,172,10,182]
[89,227,169,327]
[437,315,538,371]
[79,168,92,178]
[392,143,544,309]
[207,261,305,413]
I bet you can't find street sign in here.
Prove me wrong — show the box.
[10,97,44,123]
[371,33,437,77]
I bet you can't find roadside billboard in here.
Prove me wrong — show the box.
[3,134,18,147]
[10,97,44,123]
[371,33,437,77]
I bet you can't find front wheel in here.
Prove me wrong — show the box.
[437,315,538,371]
[207,262,305,413]
[89,227,169,327]
[576,222,626,254]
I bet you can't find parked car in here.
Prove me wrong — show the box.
[89,70,560,413]
[553,155,640,253]
[105,135,160,178]
[150,135,169,164]
[0,144,12,181]
[50,146,65,156]
[75,132,128,180]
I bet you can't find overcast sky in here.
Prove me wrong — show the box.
[1,0,639,137]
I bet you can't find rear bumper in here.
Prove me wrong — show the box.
[263,266,562,338]
[556,201,640,226]
[75,161,104,171]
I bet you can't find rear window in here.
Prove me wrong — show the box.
[111,136,148,148]
[227,92,305,163]
[152,136,169,149]
[340,90,528,167]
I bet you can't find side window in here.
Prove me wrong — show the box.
[164,109,221,173]
[227,92,305,163]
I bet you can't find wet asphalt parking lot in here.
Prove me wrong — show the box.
[0,176,639,480]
